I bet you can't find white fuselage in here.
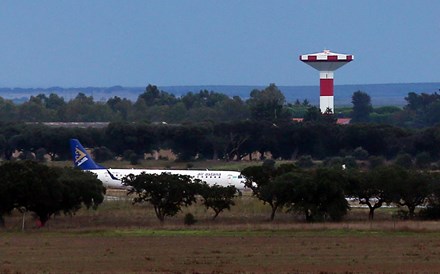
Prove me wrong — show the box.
[86,168,246,189]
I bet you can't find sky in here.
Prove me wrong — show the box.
[0,0,439,88]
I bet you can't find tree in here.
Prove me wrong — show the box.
[302,106,337,124]
[419,174,440,220]
[122,172,198,222]
[0,161,105,227]
[247,84,290,123]
[137,84,177,107]
[93,146,114,162]
[0,164,16,227]
[198,183,239,220]
[347,168,389,220]
[289,168,349,222]
[64,93,114,122]
[106,96,132,121]
[351,91,372,123]
[167,124,207,161]
[392,169,431,219]
[303,106,322,122]
[242,163,297,220]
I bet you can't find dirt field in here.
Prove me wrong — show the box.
[2,194,440,273]
[2,229,440,273]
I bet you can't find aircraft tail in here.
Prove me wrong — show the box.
[69,139,105,170]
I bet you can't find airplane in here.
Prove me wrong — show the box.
[70,139,246,189]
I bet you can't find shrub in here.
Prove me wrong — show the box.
[322,157,343,169]
[184,213,197,225]
[262,159,276,169]
[368,155,385,169]
[415,152,431,169]
[93,146,114,162]
[296,155,314,168]
[352,147,369,160]
[343,156,358,169]
[394,153,413,169]
[35,148,47,162]
[129,154,139,165]
[419,205,440,220]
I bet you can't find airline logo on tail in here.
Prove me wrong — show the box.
[70,139,105,170]
[74,147,88,167]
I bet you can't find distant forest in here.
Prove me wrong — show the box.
[0,83,440,128]
[0,83,439,166]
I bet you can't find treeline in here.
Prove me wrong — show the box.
[2,120,440,165]
[0,83,291,123]
[242,162,440,221]
[0,161,241,227]
[0,84,257,123]
[114,162,440,222]
[2,83,440,128]
[346,90,440,128]
[2,161,439,227]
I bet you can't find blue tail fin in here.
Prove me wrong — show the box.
[69,139,105,170]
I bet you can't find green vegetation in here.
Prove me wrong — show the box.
[0,83,438,128]
[0,161,105,227]
[123,173,199,222]
[122,173,240,222]
[3,85,440,227]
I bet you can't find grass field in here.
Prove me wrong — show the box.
[2,192,440,273]
[48,158,273,171]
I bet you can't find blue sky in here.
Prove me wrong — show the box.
[0,0,438,87]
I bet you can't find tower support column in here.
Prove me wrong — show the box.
[319,71,334,113]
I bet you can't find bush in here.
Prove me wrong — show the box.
[394,153,413,169]
[415,152,431,169]
[393,210,410,220]
[35,148,47,162]
[19,151,35,161]
[368,155,385,169]
[184,213,197,225]
[130,154,139,165]
[262,159,276,169]
[93,146,114,162]
[419,205,440,220]
[123,150,136,161]
[296,155,314,168]
[352,147,369,160]
[322,157,343,169]
[343,156,358,169]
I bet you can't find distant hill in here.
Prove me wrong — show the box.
[1,82,439,107]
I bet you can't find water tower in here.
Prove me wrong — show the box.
[300,50,353,113]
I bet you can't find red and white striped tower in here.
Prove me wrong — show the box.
[300,50,353,113]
